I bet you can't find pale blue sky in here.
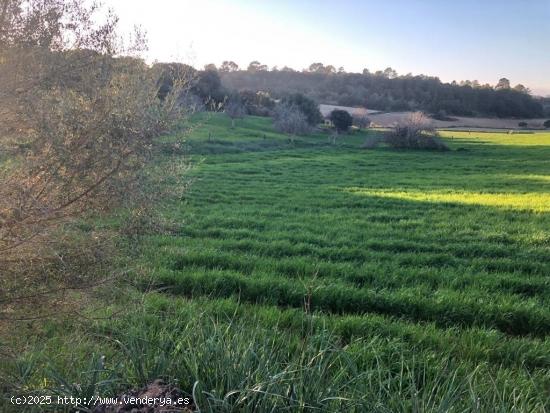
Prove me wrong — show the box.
[107,0,550,95]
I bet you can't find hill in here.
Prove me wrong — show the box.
[220,69,545,118]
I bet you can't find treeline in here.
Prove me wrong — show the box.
[212,64,545,118]
[155,62,548,119]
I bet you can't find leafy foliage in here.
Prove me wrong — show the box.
[281,93,323,126]
[330,109,353,132]
[238,90,276,116]
[0,0,191,323]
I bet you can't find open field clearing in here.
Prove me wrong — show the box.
[371,111,549,130]
[4,115,550,412]
[319,105,549,130]
[136,115,550,408]
[320,104,382,117]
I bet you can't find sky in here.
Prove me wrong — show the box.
[105,0,550,96]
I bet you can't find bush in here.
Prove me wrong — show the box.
[281,93,323,126]
[330,109,353,133]
[543,120,550,128]
[273,103,311,141]
[518,121,528,127]
[384,112,448,151]
[239,90,275,117]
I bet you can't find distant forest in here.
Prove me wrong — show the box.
[156,61,549,119]
[215,63,547,118]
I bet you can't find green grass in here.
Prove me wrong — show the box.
[4,114,550,412]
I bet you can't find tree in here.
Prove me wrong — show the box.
[495,78,511,90]
[239,90,275,116]
[513,84,530,94]
[204,63,217,71]
[0,0,191,322]
[247,60,267,72]
[308,63,336,74]
[518,121,528,127]
[353,108,371,129]
[273,103,311,142]
[193,69,225,107]
[385,112,448,150]
[281,93,323,126]
[155,62,196,101]
[544,120,550,128]
[330,109,353,133]
[308,62,325,73]
[383,67,398,79]
[225,95,246,128]
[220,60,239,72]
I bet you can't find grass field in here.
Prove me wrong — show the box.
[4,115,550,412]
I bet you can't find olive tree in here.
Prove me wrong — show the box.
[0,0,192,322]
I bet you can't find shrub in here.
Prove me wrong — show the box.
[384,112,448,151]
[543,120,550,128]
[518,121,528,127]
[273,103,311,142]
[330,109,353,133]
[281,93,323,126]
[239,90,275,117]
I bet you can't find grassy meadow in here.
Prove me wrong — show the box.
[4,115,550,412]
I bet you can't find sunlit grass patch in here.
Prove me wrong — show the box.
[439,130,550,146]
[344,188,550,212]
